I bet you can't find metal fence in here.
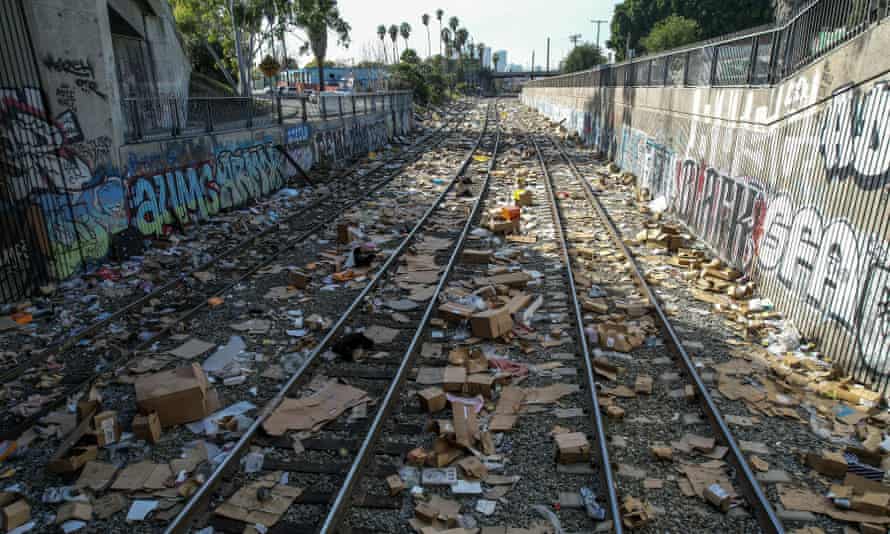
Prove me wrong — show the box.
[0,0,77,302]
[526,0,890,89]
[124,91,413,142]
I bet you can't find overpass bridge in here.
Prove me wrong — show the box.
[491,70,560,79]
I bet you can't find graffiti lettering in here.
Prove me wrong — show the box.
[42,54,106,100]
[56,84,76,112]
[759,195,890,371]
[314,119,388,163]
[820,82,890,190]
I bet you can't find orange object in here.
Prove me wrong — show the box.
[501,206,521,221]
[207,297,224,307]
[332,270,355,282]
[11,312,31,325]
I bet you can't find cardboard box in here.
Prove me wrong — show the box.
[48,445,98,474]
[438,302,477,322]
[471,307,513,339]
[480,272,532,288]
[336,222,351,244]
[555,432,591,464]
[852,492,890,515]
[1,500,29,532]
[135,363,220,428]
[806,450,848,478]
[132,412,162,444]
[486,217,519,235]
[462,249,493,264]
[288,270,311,289]
[55,502,92,524]
[466,374,495,398]
[443,367,467,392]
[92,411,120,447]
[418,387,447,413]
[385,474,405,496]
[77,400,100,422]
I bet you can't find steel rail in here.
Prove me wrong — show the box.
[319,99,501,534]
[0,100,471,386]
[547,136,785,534]
[530,135,623,534]
[0,101,474,441]
[165,100,496,534]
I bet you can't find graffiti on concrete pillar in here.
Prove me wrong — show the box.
[820,82,890,190]
[42,54,106,100]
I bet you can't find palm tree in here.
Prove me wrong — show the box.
[477,42,485,64]
[441,27,451,60]
[436,9,444,56]
[493,52,500,72]
[293,0,350,94]
[421,13,431,58]
[448,16,459,36]
[377,24,388,64]
[399,22,411,53]
[388,24,399,63]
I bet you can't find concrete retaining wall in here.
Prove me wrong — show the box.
[521,23,890,387]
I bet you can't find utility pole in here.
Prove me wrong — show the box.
[591,19,607,50]
[569,33,582,48]
[546,37,550,73]
[531,50,535,80]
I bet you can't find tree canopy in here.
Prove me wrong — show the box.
[607,0,773,60]
[561,43,606,74]
[640,15,701,53]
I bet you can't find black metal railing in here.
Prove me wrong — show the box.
[124,90,414,142]
[526,0,890,89]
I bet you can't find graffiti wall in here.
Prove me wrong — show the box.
[1,86,409,280]
[313,116,390,164]
[521,26,890,386]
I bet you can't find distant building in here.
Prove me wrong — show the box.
[494,50,508,72]
[278,66,388,91]
[482,47,492,69]
[508,64,524,72]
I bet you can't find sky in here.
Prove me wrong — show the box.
[283,0,622,70]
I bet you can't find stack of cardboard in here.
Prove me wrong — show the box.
[635,222,686,252]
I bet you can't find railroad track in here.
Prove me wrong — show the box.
[0,101,474,441]
[533,132,784,534]
[164,99,501,533]
[296,103,620,534]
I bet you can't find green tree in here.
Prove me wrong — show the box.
[401,48,420,65]
[641,15,700,53]
[172,0,269,95]
[171,0,239,91]
[436,9,444,56]
[389,24,399,63]
[294,0,350,92]
[421,13,431,58]
[377,24,388,64]
[492,52,500,71]
[607,0,773,61]
[561,43,606,73]
[400,22,412,51]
